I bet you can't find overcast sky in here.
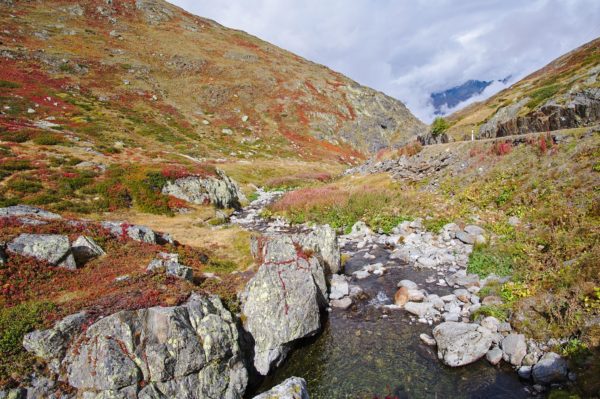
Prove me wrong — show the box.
[169,0,600,122]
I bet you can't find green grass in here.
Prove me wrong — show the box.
[6,177,43,194]
[471,304,509,322]
[32,132,67,146]
[0,301,55,385]
[526,84,561,109]
[423,217,452,233]
[467,245,514,277]
[0,80,21,89]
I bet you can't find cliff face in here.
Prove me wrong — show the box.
[445,38,600,140]
[0,0,425,161]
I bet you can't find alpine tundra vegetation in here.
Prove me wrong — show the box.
[0,1,599,399]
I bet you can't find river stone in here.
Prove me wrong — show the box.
[486,346,503,365]
[453,289,471,303]
[501,334,527,366]
[7,234,76,269]
[329,274,349,300]
[420,333,436,346]
[64,294,247,398]
[331,297,352,310]
[253,377,309,399]
[432,322,494,367]
[240,235,327,375]
[404,302,438,317]
[532,352,568,384]
[162,169,245,209]
[0,205,61,220]
[480,316,500,333]
[71,235,105,266]
[23,311,88,374]
[397,280,418,290]
[518,366,532,380]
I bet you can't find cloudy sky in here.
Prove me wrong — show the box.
[169,0,600,122]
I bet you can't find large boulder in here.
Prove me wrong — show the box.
[292,225,340,275]
[240,235,327,375]
[146,252,193,281]
[101,221,157,243]
[162,169,246,209]
[23,311,88,374]
[432,322,494,367]
[253,377,309,399]
[532,352,568,384]
[60,294,247,398]
[7,234,76,269]
[0,205,61,220]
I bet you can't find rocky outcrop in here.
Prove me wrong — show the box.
[337,85,427,152]
[240,235,328,375]
[432,322,494,367]
[162,169,246,209]
[135,0,175,25]
[253,377,309,399]
[24,295,247,399]
[7,234,76,269]
[417,132,449,145]
[146,252,193,281]
[479,88,600,138]
[71,235,105,266]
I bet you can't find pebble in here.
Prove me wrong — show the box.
[420,333,436,346]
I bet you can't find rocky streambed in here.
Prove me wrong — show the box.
[234,191,574,398]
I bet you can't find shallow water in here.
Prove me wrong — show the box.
[256,244,533,399]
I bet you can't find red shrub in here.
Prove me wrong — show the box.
[490,141,512,156]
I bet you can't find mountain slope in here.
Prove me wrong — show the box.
[430,79,493,115]
[445,37,600,140]
[0,0,425,163]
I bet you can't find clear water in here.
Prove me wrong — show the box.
[256,246,533,399]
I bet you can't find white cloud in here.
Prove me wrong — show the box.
[169,0,600,123]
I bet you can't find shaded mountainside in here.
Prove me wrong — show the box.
[0,0,425,164]
[445,37,600,140]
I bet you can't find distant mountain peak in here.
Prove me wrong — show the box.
[430,77,510,115]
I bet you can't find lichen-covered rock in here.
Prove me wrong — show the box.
[0,205,61,220]
[161,169,246,209]
[240,235,327,375]
[253,377,310,399]
[135,0,175,25]
[23,312,88,374]
[292,224,340,275]
[146,252,193,281]
[7,234,76,269]
[432,322,494,367]
[71,235,105,266]
[501,334,527,366]
[63,294,247,398]
[101,221,157,244]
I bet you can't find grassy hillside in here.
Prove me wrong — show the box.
[444,37,600,140]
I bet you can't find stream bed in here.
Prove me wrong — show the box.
[233,190,534,399]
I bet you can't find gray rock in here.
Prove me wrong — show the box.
[464,225,485,236]
[486,346,503,365]
[71,235,105,266]
[480,316,500,333]
[253,377,309,399]
[443,312,460,322]
[240,235,327,375]
[397,280,418,290]
[64,294,247,398]
[331,297,352,310]
[420,333,436,346]
[482,296,503,306]
[23,312,88,374]
[508,216,521,226]
[329,274,349,300]
[0,205,61,220]
[501,334,527,366]
[7,234,76,269]
[432,322,494,367]
[162,169,245,209]
[518,366,532,380]
[102,221,157,244]
[532,352,568,384]
[293,225,340,275]
[349,221,371,236]
[453,289,471,303]
[146,252,193,281]
[404,302,438,317]
[455,231,475,245]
